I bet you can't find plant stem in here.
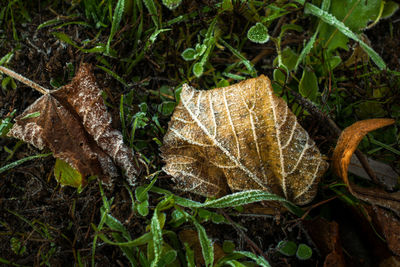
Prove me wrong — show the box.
[0,66,49,94]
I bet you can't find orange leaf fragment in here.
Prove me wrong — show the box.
[332,119,400,213]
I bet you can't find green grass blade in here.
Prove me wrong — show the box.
[191,218,214,267]
[294,30,317,72]
[232,251,271,267]
[120,95,127,140]
[37,18,61,30]
[142,0,160,28]
[218,38,256,75]
[295,0,330,72]
[106,0,125,54]
[304,3,387,70]
[150,188,294,209]
[186,190,288,208]
[0,153,52,174]
[97,231,153,247]
[369,136,400,156]
[150,209,163,267]
[96,65,128,86]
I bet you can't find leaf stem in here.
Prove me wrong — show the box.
[0,66,50,95]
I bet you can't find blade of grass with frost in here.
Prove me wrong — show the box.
[106,0,125,54]
[191,218,214,267]
[218,38,255,75]
[0,153,52,174]
[103,211,138,266]
[295,29,318,72]
[119,95,127,140]
[150,208,163,267]
[151,188,290,208]
[92,183,113,267]
[96,65,128,86]
[142,0,160,28]
[150,188,306,217]
[97,231,154,247]
[0,51,14,65]
[295,0,331,72]
[52,32,105,53]
[304,3,386,70]
[232,251,271,267]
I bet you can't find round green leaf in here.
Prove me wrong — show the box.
[137,200,149,216]
[158,101,176,116]
[162,0,182,10]
[161,248,177,264]
[247,23,270,44]
[277,240,297,257]
[211,213,225,224]
[296,243,312,260]
[193,62,204,77]
[182,48,197,61]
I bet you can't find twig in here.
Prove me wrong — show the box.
[0,66,50,95]
[289,89,381,186]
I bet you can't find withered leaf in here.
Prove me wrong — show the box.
[372,206,400,256]
[161,75,329,205]
[305,218,345,267]
[7,64,139,186]
[331,119,400,214]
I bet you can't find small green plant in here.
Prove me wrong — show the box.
[247,22,270,44]
[277,240,313,260]
[181,19,218,77]
[10,237,26,256]
[94,186,295,266]
[162,0,182,10]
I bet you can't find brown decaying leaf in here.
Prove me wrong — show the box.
[7,64,139,186]
[372,206,400,256]
[305,218,345,267]
[161,75,329,205]
[331,119,400,214]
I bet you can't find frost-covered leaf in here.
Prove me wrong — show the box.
[193,62,204,77]
[247,23,270,44]
[182,48,197,61]
[162,0,182,10]
[6,64,140,187]
[161,76,329,205]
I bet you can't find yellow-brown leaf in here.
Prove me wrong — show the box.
[161,75,329,204]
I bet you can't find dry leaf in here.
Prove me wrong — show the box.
[331,119,400,214]
[372,206,400,256]
[6,64,139,186]
[161,75,329,205]
[305,218,345,267]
